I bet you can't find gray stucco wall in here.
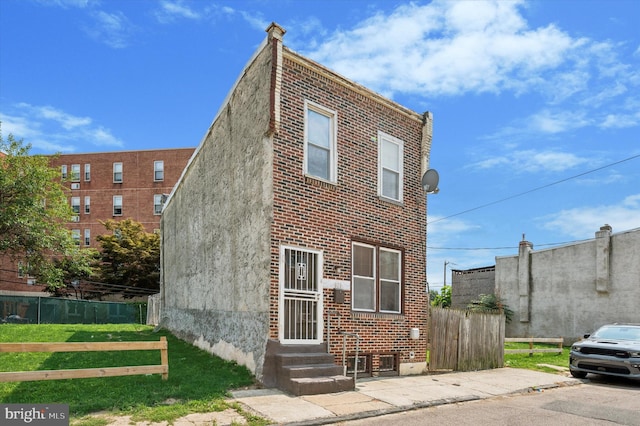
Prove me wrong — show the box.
[160,41,274,378]
[496,226,640,343]
[451,266,495,310]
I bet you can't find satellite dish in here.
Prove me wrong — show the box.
[421,169,440,194]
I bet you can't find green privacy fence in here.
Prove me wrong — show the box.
[0,295,146,324]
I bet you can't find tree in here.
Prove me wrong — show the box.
[430,285,451,308]
[0,128,80,290]
[467,293,514,323]
[95,219,160,292]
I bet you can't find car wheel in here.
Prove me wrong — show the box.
[570,370,587,379]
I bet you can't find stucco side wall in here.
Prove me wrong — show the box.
[160,43,274,378]
[496,227,640,343]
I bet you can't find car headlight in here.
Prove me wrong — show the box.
[571,345,582,352]
[630,351,640,358]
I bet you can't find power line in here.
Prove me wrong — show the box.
[427,153,640,225]
[427,237,596,251]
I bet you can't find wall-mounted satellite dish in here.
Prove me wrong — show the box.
[421,169,440,194]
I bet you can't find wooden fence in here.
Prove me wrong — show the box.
[429,307,505,371]
[504,337,563,356]
[0,337,168,382]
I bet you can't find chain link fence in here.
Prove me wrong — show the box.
[0,295,146,324]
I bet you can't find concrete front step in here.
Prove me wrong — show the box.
[276,352,336,366]
[287,375,355,396]
[282,363,344,379]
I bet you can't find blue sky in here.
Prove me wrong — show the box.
[1,0,639,290]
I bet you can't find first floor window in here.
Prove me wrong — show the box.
[113,195,122,216]
[352,242,402,313]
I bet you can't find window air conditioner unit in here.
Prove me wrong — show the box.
[71,183,80,190]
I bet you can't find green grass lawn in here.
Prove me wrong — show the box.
[0,324,267,426]
[0,324,571,425]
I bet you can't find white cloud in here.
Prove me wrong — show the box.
[540,194,640,238]
[84,10,135,49]
[1,103,123,153]
[473,149,589,173]
[155,0,201,23]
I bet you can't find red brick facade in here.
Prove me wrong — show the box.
[269,53,429,375]
[0,148,194,294]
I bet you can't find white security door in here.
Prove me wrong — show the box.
[279,246,323,344]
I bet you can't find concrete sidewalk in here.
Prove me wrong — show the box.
[231,368,582,425]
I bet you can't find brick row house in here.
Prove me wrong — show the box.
[0,148,194,295]
[160,24,434,395]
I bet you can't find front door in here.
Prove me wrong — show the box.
[279,246,323,344]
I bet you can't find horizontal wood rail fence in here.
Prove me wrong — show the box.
[504,337,563,356]
[0,337,168,382]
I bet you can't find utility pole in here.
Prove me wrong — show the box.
[443,260,449,287]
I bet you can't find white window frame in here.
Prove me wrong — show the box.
[71,229,81,246]
[71,197,80,214]
[84,196,90,214]
[377,131,404,203]
[113,195,123,216]
[84,164,91,181]
[153,194,163,215]
[84,229,91,246]
[352,242,402,314]
[113,162,123,183]
[70,164,80,182]
[304,100,337,183]
[154,160,164,181]
[61,165,68,180]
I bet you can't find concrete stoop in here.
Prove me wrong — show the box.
[263,340,355,396]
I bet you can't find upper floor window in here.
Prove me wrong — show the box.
[84,229,91,246]
[304,101,337,183]
[113,195,123,216]
[154,194,163,215]
[84,196,90,214]
[71,197,80,214]
[61,165,68,180]
[154,161,164,181]
[378,132,404,202]
[113,162,123,183]
[84,164,91,181]
[352,242,402,314]
[71,229,81,246]
[70,164,80,182]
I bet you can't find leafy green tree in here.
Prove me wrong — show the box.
[95,219,160,291]
[430,285,451,308]
[467,293,514,323]
[0,129,81,290]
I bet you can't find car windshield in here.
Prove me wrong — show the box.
[592,326,640,341]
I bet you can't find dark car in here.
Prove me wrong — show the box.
[569,323,640,380]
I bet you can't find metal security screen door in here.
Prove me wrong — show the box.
[279,246,323,344]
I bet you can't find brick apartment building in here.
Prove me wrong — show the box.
[160,23,433,394]
[0,148,194,295]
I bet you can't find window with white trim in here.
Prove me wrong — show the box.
[84,164,91,181]
[84,196,90,214]
[304,101,337,183]
[71,197,80,214]
[113,162,123,183]
[71,164,80,182]
[61,165,68,180]
[378,132,404,202]
[154,194,163,215]
[154,160,164,181]
[84,229,91,246]
[352,242,402,313]
[113,195,122,216]
[72,229,81,246]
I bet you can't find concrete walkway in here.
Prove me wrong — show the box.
[231,368,582,425]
